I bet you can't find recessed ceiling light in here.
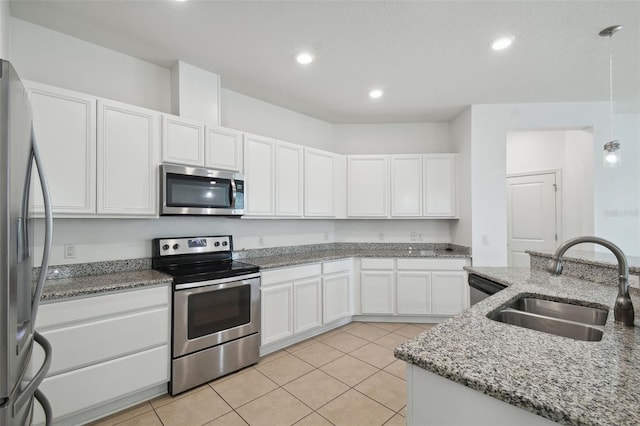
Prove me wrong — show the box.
[491,36,515,51]
[296,52,314,65]
[369,89,384,99]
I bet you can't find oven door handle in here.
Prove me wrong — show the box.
[174,273,261,291]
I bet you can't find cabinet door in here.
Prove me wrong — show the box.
[275,141,303,216]
[323,273,351,323]
[261,284,293,345]
[205,126,243,172]
[293,277,322,333]
[28,83,96,214]
[396,271,431,314]
[423,154,457,217]
[244,135,275,215]
[347,156,389,217]
[431,271,468,315]
[161,115,205,166]
[304,148,335,217]
[97,100,159,216]
[391,155,422,217]
[360,271,394,314]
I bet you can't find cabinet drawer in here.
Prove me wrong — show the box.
[33,307,169,376]
[33,345,169,425]
[396,258,469,271]
[323,258,353,274]
[360,258,394,270]
[37,286,169,329]
[261,263,321,286]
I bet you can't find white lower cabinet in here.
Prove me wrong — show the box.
[358,257,470,318]
[396,271,431,315]
[260,260,353,353]
[293,278,322,333]
[261,283,294,344]
[323,273,351,323]
[30,285,170,425]
[360,271,395,314]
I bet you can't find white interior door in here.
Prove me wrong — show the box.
[507,173,559,267]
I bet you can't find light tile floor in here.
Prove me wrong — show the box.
[89,322,433,426]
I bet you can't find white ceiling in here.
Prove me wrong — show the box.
[9,0,640,123]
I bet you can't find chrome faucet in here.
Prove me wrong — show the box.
[547,236,634,326]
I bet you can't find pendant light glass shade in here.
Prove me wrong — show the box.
[603,140,621,168]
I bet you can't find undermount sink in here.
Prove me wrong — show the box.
[488,294,609,342]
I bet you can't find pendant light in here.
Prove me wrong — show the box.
[600,25,622,168]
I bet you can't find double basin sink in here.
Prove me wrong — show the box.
[488,294,609,342]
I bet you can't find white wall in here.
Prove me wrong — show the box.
[221,89,334,151]
[449,108,472,248]
[35,218,336,265]
[471,102,639,266]
[334,220,451,244]
[333,123,449,154]
[0,2,9,60]
[506,129,595,247]
[9,18,172,113]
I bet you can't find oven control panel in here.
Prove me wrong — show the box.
[156,236,231,256]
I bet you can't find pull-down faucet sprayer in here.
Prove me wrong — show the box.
[547,236,634,326]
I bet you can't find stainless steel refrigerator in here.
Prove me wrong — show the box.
[0,60,53,425]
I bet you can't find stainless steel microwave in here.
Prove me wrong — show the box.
[160,164,244,216]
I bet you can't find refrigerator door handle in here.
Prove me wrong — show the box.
[30,125,53,323]
[13,331,51,419]
[34,387,52,426]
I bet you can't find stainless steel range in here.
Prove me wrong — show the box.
[152,235,260,395]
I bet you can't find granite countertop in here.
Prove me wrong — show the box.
[240,248,469,270]
[395,266,640,425]
[528,249,640,275]
[40,269,173,302]
[38,243,471,301]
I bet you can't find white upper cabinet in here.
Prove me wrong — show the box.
[97,100,159,216]
[275,141,303,217]
[161,114,205,166]
[244,134,275,216]
[205,126,243,172]
[391,155,423,217]
[347,155,389,217]
[423,154,458,218]
[27,82,97,215]
[304,147,335,217]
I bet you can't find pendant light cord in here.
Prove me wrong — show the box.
[608,33,614,142]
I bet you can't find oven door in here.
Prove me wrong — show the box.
[173,274,260,358]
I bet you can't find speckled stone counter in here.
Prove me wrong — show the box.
[528,249,640,287]
[40,269,173,302]
[395,267,640,425]
[235,242,470,269]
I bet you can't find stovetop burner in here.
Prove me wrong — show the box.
[151,235,259,285]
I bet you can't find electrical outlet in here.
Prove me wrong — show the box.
[410,232,418,242]
[378,232,384,241]
[64,244,76,259]
[258,236,265,247]
[324,232,329,241]
[629,275,640,289]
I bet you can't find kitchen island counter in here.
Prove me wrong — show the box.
[395,267,640,425]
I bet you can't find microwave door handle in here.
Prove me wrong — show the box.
[230,179,237,208]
